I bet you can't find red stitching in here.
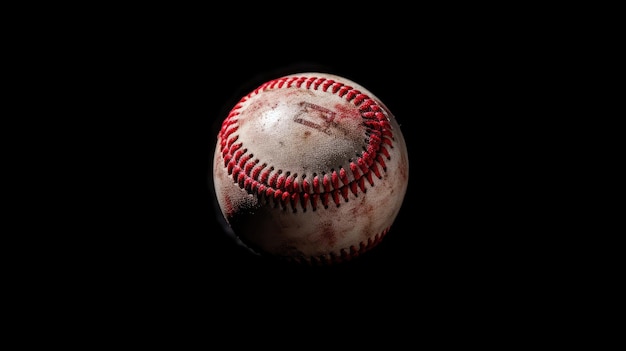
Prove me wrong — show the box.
[218,76,395,212]
[282,226,391,265]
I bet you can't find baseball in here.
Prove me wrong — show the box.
[212,72,409,265]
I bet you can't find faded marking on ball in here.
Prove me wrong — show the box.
[293,101,336,135]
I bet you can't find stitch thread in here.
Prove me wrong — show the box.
[284,227,391,266]
[218,76,395,212]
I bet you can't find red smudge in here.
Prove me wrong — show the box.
[333,103,361,120]
[222,190,235,218]
[320,222,337,248]
[398,152,409,182]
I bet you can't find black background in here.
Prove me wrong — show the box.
[92,16,551,321]
[20,5,586,343]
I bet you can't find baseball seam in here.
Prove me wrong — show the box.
[218,76,395,213]
[284,226,391,265]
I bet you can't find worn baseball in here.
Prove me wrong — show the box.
[212,72,409,265]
